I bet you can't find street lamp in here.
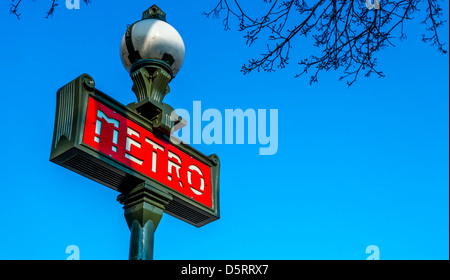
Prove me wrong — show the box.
[120,4,185,136]
[117,5,189,260]
[50,4,220,261]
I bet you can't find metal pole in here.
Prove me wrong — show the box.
[129,219,155,260]
[117,183,172,260]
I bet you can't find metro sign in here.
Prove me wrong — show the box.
[50,74,220,227]
[83,96,213,207]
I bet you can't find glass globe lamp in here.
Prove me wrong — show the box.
[120,5,185,136]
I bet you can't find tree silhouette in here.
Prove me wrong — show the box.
[9,0,91,19]
[204,0,447,85]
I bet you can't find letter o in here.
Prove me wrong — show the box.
[187,164,204,195]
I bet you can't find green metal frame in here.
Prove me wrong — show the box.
[50,74,220,228]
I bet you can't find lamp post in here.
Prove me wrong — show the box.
[50,4,220,261]
[119,4,185,136]
[118,5,185,260]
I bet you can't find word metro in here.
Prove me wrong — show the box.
[83,97,213,208]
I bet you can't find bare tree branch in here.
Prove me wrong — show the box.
[422,0,448,54]
[45,0,58,19]
[9,0,22,19]
[9,0,92,19]
[204,0,448,85]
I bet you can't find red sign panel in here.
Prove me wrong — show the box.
[82,97,212,208]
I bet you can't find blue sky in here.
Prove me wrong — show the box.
[0,0,448,260]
